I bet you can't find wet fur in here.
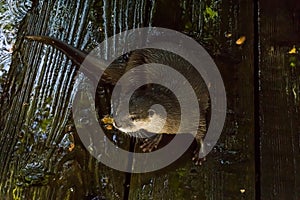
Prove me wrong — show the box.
[121,49,210,161]
[25,36,210,164]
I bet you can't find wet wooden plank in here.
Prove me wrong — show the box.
[0,0,134,199]
[129,0,256,199]
[1,0,258,199]
[258,0,300,199]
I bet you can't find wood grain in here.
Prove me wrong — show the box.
[259,0,300,199]
[129,0,256,199]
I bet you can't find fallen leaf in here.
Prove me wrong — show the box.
[236,36,246,45]
[288,46,297,54]
[225,32,232,38]
[105,124,113,130]
[101,115,114,124]
[240,189,246,193]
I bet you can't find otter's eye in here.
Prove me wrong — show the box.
[130,116,136,121]
[148,109,155,117]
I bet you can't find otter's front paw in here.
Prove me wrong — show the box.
[192,149,206,165]
[140,134,163,152]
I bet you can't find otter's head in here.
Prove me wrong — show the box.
[112,88,168,136]
[111,84,181,137]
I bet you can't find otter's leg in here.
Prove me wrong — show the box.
[192,138,206,165]
[192,116,207,165]
[140,134,163,152]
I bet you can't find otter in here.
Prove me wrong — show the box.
[25,36,210,165]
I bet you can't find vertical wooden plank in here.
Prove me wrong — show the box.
[259,0,300,199]
[1,0,160,199]
[129,0,256,199]
[0,0,129,199]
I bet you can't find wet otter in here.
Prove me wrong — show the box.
[25,36,210,165]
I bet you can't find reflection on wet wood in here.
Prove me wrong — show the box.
[0,0,133,199]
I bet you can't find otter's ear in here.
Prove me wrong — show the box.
[126,50,148,71]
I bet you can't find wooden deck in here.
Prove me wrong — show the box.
[0,0,299,199]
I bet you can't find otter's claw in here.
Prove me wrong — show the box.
[192,149,206,165]
[193,140,206,165]
[140,135,163,152]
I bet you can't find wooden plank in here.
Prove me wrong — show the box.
[0,0,162,198]
[259,0,300,199]
[0,0,258,199]
[129,0,256,199]
[0,0,135,199]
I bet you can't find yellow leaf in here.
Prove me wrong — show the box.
[236,36,246,45]
[105,124,113,130]
[288,46,297,54]
[101,115,114,124]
